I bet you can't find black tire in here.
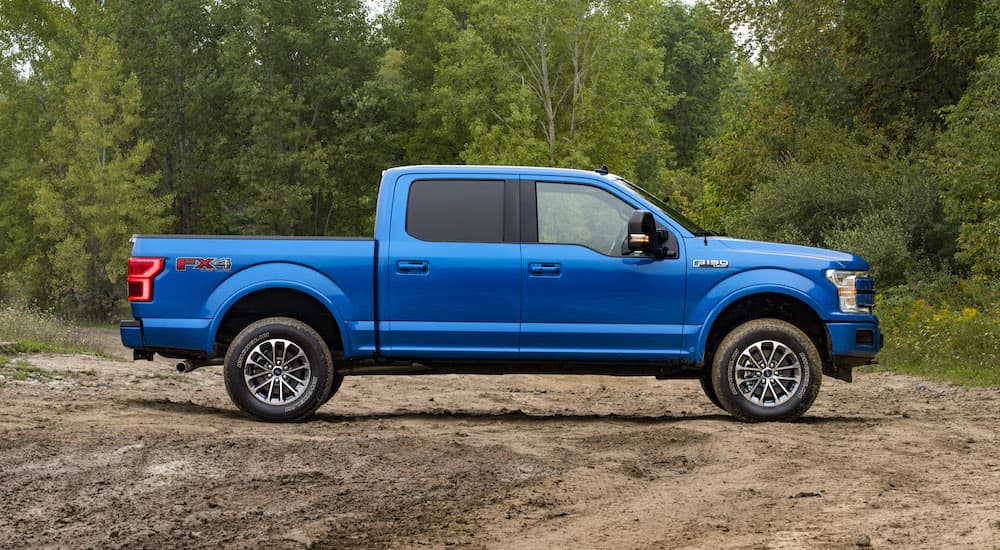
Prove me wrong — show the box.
[224,317,335,422]
[711,318,822,422]
[699,367,724,411]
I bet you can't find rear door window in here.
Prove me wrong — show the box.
[406,180,505,243]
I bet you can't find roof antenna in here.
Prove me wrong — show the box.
[596,165,609,175]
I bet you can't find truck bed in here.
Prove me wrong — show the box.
[127,235,376,356]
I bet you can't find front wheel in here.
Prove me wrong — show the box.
[711,318,822,422]
[224,317,335,422]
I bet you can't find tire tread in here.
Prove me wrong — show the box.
[711,318,822,422]
[223,316,335,422]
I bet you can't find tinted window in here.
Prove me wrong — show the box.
[536,182,634,255]
[407,179,505,242]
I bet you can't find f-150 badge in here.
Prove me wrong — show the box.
[176,257,232,272]
[693,259,729,268]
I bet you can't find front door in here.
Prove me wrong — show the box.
[385,176,521,359]
[520,179,687,361]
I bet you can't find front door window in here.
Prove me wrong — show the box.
[536,182,634,256]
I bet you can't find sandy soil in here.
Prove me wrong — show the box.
[1,332,999,549]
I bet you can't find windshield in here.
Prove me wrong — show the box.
[614,177,706,235]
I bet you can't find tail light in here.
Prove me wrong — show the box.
[127,257,164,302]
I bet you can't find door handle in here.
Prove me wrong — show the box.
[396,260,429,274]
[528,262,561,276]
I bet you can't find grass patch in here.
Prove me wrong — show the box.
[0,304,103,355]
[871,277,1000,387]
[0,358,56,381]
[0,356,98,384]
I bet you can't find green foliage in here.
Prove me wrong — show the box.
[713,0,981,142]
[0,3,62,305]
[410,0,671,182]
[108,0,233,234]
[699,60,795,232]
[28,33,170,319]
[876,276,1000,386]
[656,1,734,169]
[0,0,996,380]
[933,42,1000,278]
[732,124,955,287]
[213,0,387,235]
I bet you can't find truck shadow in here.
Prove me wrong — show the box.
[126,398,876,425]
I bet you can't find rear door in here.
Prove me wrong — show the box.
[385,175,521,359]
[520,178,687,360]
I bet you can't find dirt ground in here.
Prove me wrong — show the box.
[1,331,999,549]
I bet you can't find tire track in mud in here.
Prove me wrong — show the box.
[1,352,1000,549]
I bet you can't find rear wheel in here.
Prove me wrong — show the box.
[711,318,822,422]
[224,317,335,422]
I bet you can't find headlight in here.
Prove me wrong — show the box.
[825,269,873,313]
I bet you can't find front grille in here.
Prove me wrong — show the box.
[855,277,875,309]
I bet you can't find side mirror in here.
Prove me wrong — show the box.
[627,210,659,255]
[657,228,679,259]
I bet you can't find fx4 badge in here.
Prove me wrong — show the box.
[693,259,729,268]
[176,257,232,272]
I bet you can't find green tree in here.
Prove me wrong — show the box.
[384,0,477,164]
[735,124,955,286]
[214,0,395,236]
[933,40,1000,278]
[108,0,231,234]
[699,59,794,232]
[0,0,85,304]
[655,1,734,169]
[30,34,170,319]
[712,0,988,142]
[410,0,672,183]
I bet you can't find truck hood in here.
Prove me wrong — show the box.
[714,238,867,269]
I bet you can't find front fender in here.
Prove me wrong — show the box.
[688,268,829,364]
[203,262,352,355]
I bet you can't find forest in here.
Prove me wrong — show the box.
[1,0,998,383]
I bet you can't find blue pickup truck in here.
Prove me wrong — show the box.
[121,165,880,422]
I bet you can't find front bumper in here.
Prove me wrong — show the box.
[827,321,881,357]
[825,321,882,382]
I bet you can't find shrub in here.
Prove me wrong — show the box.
[875,275,1000,386]
[735,150,955,287]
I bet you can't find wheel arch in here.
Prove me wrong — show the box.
[698,290,831,374]
[205,264,352,357]
[213,288,344,359]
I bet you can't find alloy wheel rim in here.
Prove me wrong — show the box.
[733,340,802,407]
[243,338,312,405]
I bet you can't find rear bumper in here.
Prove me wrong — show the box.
[119,317,214,355]
[120,319,143,349]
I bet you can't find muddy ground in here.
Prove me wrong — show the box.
[1,331,999,549]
